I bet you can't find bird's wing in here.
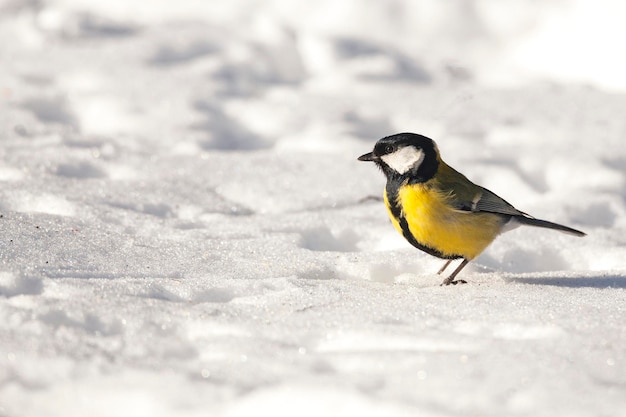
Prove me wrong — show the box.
[470,187,528,216]
[448,186,527,217]
[434,161,585,236]
[435,162,527,217]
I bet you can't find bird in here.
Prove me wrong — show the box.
[357,132,586,286]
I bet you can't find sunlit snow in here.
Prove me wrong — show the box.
[1,1,625,416]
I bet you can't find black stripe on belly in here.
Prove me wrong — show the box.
[385,180,462,260]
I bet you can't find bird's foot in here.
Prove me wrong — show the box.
[440,277,468,286]
[439,259,470,286]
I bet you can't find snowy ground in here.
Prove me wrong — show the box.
[1,1,626,416]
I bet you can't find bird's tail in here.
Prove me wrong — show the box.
[514,216,586,237]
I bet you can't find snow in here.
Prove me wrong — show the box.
[1,1,626,416]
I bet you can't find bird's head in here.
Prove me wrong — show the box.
[358,133,440,183]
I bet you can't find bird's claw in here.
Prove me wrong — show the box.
[440,278,468,286]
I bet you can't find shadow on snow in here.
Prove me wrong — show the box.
[507,274,626,289]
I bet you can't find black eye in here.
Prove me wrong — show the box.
[384,144,395,154]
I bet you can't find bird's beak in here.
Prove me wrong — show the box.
[357,152,376,162]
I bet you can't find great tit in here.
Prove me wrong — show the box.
[358,132,585,286]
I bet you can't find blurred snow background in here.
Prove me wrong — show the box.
[1,0,625,416]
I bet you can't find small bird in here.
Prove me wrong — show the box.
[358,132,585,285]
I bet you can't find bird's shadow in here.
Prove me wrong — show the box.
[505,273,626,289]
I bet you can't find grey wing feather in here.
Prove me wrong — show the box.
[454,186,586,237]
[470,187,529,217]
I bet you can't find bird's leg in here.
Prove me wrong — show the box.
[437,259,453,275]
[440,259,469,286]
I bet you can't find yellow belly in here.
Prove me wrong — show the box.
[385,183,504,259]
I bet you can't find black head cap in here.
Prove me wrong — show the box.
[358,132,440,182]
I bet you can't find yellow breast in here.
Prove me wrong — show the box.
[385,183,503,260]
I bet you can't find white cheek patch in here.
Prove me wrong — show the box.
[380,146,425,174]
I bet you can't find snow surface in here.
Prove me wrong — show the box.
[1,1,626,416]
